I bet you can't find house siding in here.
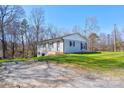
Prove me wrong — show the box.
[63,34,87,53]
[37,40,64,56]
[37,33,87,56]
[63,34,86,42]
[64,39,87,53]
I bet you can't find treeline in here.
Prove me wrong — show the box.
[0,5,62,59]
[0,6,124,59]
[72,17,124,52]
[87,24,124,52]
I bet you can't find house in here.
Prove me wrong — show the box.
[37,33,87,56]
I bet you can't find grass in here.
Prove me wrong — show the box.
[37,52,124,71]
[1,52,124,72]
[0,58,31,63]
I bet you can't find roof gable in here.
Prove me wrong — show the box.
[38,33,87,44]
[62,33,87,41]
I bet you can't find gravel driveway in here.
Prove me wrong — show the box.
[0,61,124,88]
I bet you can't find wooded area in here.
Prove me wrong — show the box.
[0,5,124,59]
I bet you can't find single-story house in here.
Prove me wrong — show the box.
[37,33,87,56]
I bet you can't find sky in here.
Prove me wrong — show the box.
[23,5,124,34]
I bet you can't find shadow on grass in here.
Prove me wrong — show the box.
[74,51,101,54]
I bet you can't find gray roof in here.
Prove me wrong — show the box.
[38,33,87,44]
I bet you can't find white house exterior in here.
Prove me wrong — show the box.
[37,33,87,56]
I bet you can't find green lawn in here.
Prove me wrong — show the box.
[37,52,124,71]
[0,58,31,63]
[1,52,124,71]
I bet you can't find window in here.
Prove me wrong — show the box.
[70,41,72,47]
[48,43,53,51]
[81,42,83,50]
[73,41,75,47]
[85,43,87,50]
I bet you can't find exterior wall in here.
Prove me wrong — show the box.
[63,34,87,53]
[37,33,87,56]
[63,39,87,53]
[63,34,86,42]
[37,41,64,56]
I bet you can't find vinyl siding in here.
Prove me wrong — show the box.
[63,39,87,53]
[37,33,87,56]
[37,41,63,56]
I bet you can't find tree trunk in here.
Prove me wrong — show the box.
[1,26,6,58]
[12,42,15,58]
[114,25,117,52]
[36,29,39,57]
[22,36,24,58]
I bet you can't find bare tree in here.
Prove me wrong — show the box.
[83,16,100,38]
[6,21,20,58]
[0,5,24,58]
[83,16,100,51]
[72,25,82,34]
[88,33,99,52]
[30,7,44,56]
[107,34,111,51]
[45,24,61,39]
[27,26,37,57]
[19,19,29,57]
[113,24,117,52]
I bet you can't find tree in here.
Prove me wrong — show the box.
[7,21,20,58]
[88,33,99,52]
[45,24,61,39]
[97,33,108,51]
[113,24,117,52]
[72,25,82,34]
[30,8,44,56]
[0,5,24,58]
[107,34,111,51]
[83,16,100,51]
[26,26,37,57]
[83,16,100,38]
[19,18,29,57]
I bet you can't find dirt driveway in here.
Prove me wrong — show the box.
[0,61,124,88]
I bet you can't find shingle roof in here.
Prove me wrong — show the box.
[38,33,87,44]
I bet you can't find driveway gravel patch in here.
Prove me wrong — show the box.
[0,61,124,88]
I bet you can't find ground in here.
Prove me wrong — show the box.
[0,61,124,88]
[37,52,124,71]
[0,52,124,88]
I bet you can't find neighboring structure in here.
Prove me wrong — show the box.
[37,33,87,56]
